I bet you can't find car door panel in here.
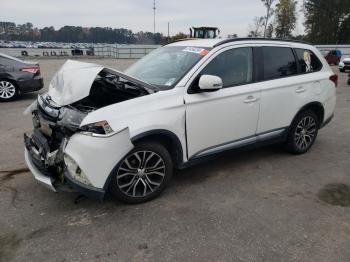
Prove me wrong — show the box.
[184,46,260,159]
[185,85,260,158]
[257,77,311,133]
[257,47,326,133]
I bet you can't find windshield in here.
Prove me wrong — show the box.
[125,46,210,90]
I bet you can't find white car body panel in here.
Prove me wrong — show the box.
[80,87,187,162]
[64,128,133,188]
[185,83,261,158]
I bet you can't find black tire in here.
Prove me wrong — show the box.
[0,79,19,102]
[285,110,320,154]
[110,142,173,204]
[340,68,345,73]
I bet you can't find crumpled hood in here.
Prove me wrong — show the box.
[48,60,156,106]
[48,60,104,106]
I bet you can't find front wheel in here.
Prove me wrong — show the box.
[110,142,173,204]
[285,110,319,154]
[340,68,345,73]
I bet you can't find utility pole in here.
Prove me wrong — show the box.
[153,0,156,35]
[167,22,170,40]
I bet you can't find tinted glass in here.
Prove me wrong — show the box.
[263,47,297,80]
[295,48,323,73]
[201,47,253,87]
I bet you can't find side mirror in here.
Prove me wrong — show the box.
[198,75,223,91]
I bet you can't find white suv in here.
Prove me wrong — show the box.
[24,39,337,203]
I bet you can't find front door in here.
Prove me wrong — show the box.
[184,47,261,159]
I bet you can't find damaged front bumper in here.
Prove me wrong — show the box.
[24,147,57,192]
[24,131,107,200]
[24,108,134,201]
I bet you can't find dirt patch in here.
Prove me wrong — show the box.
[0,233,22,262]
[0,168,28,207]
[25,226,53,240]
[318,183,350,207]
[0,168,29,184]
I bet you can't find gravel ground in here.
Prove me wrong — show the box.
[0,59,350,262]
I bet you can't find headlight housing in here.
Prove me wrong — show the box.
[80,120,114,135]
[64,154,92,186]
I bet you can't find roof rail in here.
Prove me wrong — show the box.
[213,38,311,47]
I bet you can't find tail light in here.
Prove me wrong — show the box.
[20,67,40,75]
[329,74,338,87]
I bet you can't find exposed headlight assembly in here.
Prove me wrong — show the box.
[64,154,92,186]
[80,120,114,136]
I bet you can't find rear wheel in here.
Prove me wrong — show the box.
[0,80,18,101]
[110,142,173,204]
[285,110,319,154]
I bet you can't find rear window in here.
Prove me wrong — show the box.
[263,47,297,80]
[295,49,323,73]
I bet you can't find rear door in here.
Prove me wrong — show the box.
[257,46,299,134]
[257,46,324,134]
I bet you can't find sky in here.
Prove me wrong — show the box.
[1,0,305,37]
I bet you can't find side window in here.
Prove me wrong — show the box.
[263,47,297,80]
[201,47,253,88]
[295,48,323,73]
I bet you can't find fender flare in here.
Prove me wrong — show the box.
[290,101,325,127]
[103,129,185,191]
[131,129,185,168]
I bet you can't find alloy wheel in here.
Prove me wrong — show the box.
[116,151,166,198]
[0,81,16,99]
[294,116,317,151]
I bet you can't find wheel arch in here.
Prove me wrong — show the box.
[292,102,325,126]
[0,77,18,86]
[131,129,184,169]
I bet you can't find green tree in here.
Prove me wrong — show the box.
[266,23,274,38]
[274,0,297,38]
[304,0,350,44]
[170,32,187,42]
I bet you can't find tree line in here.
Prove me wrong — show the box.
[0,22,180,44]
[2,1,350,45]
[250,0,350,44]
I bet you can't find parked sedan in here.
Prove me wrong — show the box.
[0,53,43,101]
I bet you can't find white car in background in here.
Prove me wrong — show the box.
[24,38,337,203]
[339,57,350,72]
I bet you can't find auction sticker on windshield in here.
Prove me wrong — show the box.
[183,47,206,54]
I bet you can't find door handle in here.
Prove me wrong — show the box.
[244,96,258,103]
[296,87,306,93]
